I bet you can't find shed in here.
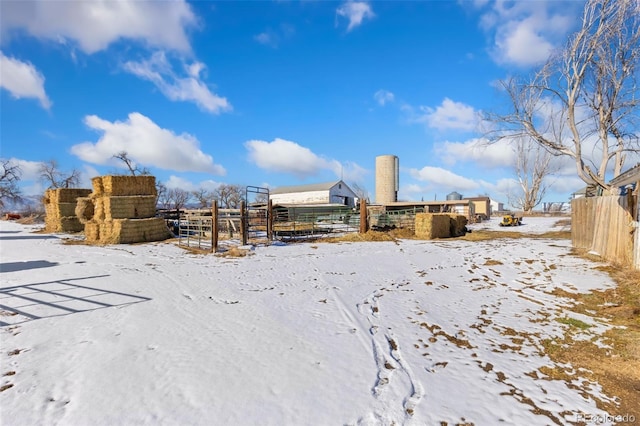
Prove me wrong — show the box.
[463,196,491,219]
[269,180,357,208]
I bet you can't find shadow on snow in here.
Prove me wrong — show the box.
[0,274,151,326]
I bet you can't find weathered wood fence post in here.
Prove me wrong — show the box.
[267,199,273,241]
[634,183,640,270]
[211,200,218,253]
[360,199,368,234]
[240,200,247,246]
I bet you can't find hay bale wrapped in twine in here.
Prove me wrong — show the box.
[59,217,85,233]
[100,218,171,244]
[92,175,157,197]
[84,221,100,242]
[415,213,451,239]
[44,188,92,232]
[95,195,156,220]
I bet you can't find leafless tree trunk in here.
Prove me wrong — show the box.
[39,160,80,189]
[505,138,557,213]
[192,188,213,208]
[156,181,169,209]
[0,160,23,209]
[214,184,244,209]
[487,0,640,194]
[113,151,150,176]
[166,188,191,211]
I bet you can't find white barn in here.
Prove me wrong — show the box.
[269,180,358,208]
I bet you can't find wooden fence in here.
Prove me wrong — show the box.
[572,195,638,268]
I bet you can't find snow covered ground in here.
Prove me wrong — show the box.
[0,217,621,425]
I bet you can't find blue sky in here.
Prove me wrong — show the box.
[1,0,589,205]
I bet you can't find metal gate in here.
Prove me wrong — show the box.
[244,186,270,244]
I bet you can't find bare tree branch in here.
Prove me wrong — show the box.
[112,151,150,176]
[39,160,80,189]
[486,0,640,195]
[0,160,23,209]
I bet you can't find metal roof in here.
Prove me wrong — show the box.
[609,163,640,187]
[270,180,346,195]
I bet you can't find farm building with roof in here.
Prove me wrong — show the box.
[269,180,358,208]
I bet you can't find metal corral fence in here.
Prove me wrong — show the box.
[272,205,359,240]
[369,207,425,232]
[173,200,438,251]
[572,195,639,268]
[176,208,242,251]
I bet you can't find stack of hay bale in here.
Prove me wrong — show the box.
[415,213,468,239]
[44,188,92,232]
[76,175,171,244]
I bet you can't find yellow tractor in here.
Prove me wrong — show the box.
[499,214,522,227]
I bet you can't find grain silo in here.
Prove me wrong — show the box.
[375,155,399,204]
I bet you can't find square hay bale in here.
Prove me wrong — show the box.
[59,216,85,233]
[44,188,92,204]
[92,176,157,197]
[44,216,59,233]
[85,221,100,242]
[415,213,451,239]
[92,218,171,244]
[94,195,156,220]
[45,216,84,233]
[45,202,78,219]
[445,214,468,237]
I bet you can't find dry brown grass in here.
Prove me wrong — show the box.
[322,230,397,243]
[460,227,638,414]
[544,253,640,416]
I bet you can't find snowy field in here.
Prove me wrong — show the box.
[0,217,621,425]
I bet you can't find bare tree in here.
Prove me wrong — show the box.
[192,188,214,208]
[214,184,244,209]
[350,182,370,203]
[0,159,23,209]
[39,160,80,189]
[113,151,150,176]
[156,181,169,209]
[166,188,191,211]
[506,138,558,213]
[487,0,640,195]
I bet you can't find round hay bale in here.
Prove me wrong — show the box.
[75,197,95,224]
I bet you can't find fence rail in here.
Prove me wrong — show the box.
[174,200,462,252]
[272,206,359,240]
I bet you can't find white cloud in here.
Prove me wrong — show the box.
[71,112,225,175]
[123,52,231,114]
[1,0,197,54]
[254,32,276,47]
[6,157,43,181]
[374,89,394,106]
[475,1,578,67]
[412,98,479,132]
[436,138,515,168]
[254,24,295,48]
[409,166,480,192]
[165,176,222,192]
[336,1,375,32]
[0,51,51,109]
[245,138,366,181]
